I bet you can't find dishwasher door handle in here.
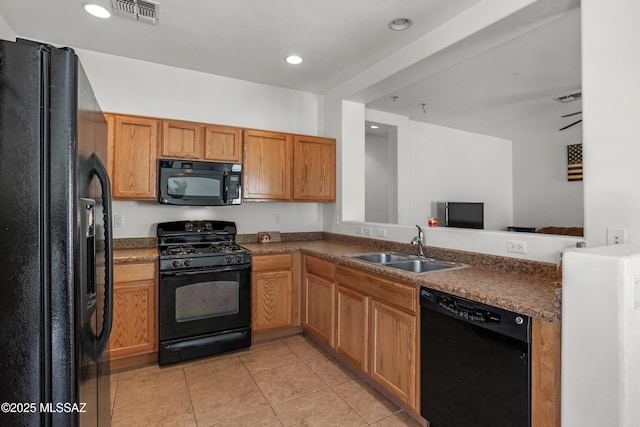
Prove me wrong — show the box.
[453,300,476,313]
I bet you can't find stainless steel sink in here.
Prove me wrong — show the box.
[347,252,411,263]
[383,259,466,273]
[345,252,468,274]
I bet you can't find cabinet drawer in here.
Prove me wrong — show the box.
[336,266,416,313]
[253,253,292,271]
[114,262,156,283]
[304,256,335,280]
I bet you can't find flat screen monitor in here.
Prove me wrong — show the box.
[445,202,484,229]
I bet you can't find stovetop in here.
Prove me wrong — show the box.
[157,220,251,271]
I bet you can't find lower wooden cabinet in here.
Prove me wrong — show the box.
[369,299,417,407]
[335,285,368,371]
[302,256,336,347]
[303,272,335,347]
[252,253,299,332]
[335,264,419,410]
[302,256,419,411]
[110,261,158,367]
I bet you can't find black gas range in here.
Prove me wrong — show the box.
[158,220,251,272]
[157,220,252,365]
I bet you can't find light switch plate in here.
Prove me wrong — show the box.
[633,275,640,310]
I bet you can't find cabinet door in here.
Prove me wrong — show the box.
[531,318,561,427]
[161,120,203,159]
[336,285,368,371]
[369,299,417,409]
[110,115,159,199]
[303,272,334,347]
[204,125,243,163]
[293,135,335,202]
[243,130,293,200]
[252,270,293,332]
[110,281,156,359]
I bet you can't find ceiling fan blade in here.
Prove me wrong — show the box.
[559,119,582,131]
[561,111,582,118]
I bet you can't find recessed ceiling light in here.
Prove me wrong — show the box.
[388,17,412,31]
[370,125,379,129]
[83,3,111,19]
[285,55,303,65]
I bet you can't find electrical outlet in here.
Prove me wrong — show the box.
[363,227,373,236]
[355,226,363,235]
[113,214,124,228]
[507,240,526,254]
[377,228,387,238]
[607,227,627,245]
[274,213,281,224]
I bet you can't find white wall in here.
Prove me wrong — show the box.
[562,244,640,427]
[512,128,584,230]
[582,0,640,248]
[75,49,327,238]
[0,12,15,40]
[365,133,392,223]
[410,121,513,230]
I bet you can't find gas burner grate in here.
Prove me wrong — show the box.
[167,245,196,255]
[209,242,241,253]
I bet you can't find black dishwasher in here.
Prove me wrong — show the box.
[420,287,531,427]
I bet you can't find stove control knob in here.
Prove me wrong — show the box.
[183,259,192,267]
[172,260,180,268]
[225,256,233,264]
[235,255,243,263]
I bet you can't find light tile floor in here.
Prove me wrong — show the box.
[110,333,424,426]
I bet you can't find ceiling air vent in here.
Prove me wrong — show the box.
[553,91,582,103]
[112,0,159,25]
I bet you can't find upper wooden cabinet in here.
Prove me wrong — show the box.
[204,125,243,163]
[107,114,159,200]
[160,120,243,163]
[293,135,336,202]
[243,129,293,201]
[161,120,204,159]
[243,130,336,202]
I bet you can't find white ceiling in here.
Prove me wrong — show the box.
[0,0,581,141]
[365,6,582,141]
[0,0,481,94]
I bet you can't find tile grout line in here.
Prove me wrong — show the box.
[181,365,201,427]
[241,348,286,426]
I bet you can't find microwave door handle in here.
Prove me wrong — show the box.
[222,171,229,204]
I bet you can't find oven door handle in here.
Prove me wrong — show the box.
[161,264,251,277]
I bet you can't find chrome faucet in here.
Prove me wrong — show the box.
[411,225,426,258]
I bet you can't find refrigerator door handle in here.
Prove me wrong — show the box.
[90,152,113,359]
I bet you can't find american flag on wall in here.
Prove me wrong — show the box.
[567,143,583,181]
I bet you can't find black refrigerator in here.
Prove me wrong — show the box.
[0,39,113,426]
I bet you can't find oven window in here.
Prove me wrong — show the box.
[175,280,239,322]
[167,176,221,197]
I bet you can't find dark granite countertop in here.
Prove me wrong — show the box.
[244,235,561,323]
[113,238,157,264]
[113,233,561,323]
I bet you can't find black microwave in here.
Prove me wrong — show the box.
[159,159,242,206]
